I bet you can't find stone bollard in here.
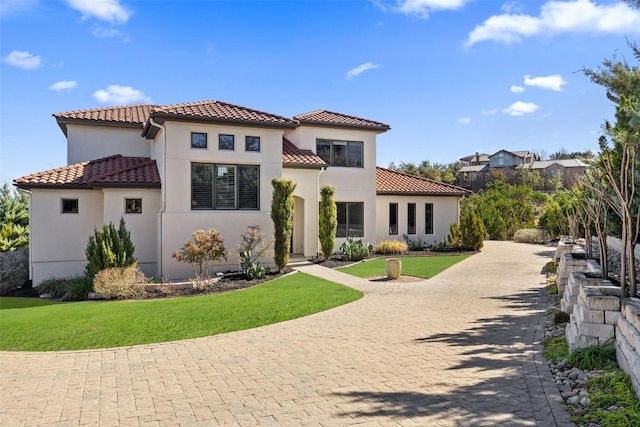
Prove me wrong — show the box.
[386,258,401,280]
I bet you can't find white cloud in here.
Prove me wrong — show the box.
[91,26,129,41]
[510,85,525,93]
[2,50,42,70]
[65,0,131,24]
[395,0,470,18]
[503,101,540,116]
[346,62,379,80]
[49,80,78,91]
[524,74,567,91]
[481,108,498,115]
[458,117,471,125]
[93,85,150,104]
[466,0,640,46]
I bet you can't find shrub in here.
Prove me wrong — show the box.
[554,311,570,325]
[86,218,136,277]
[0,183,29,252]
[375,240,408,255]
[447,222,463,248]
[172,229,228,277]
[38,275,93,301]
[542,336,569,362]
[460,210,486,250]
[237,226,271,280]
[93,267,146,299]
[567,343,617,371]
[513,228,551,244]
[402,233,425,251]
[319,185,337,258]
[271,178,296,271]
[340,237,372,261]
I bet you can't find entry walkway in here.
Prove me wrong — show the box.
[0,241,573,426]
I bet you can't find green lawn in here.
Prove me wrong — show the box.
[0,297,56,310]
[337,255,470,279]
[0,272,362,352]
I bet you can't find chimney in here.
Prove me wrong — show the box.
[475,152,480,163]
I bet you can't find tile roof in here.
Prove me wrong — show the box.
[54,104,157,135]
[282,138,328,169]
[143,100,298,137]
[524,159,588,169]
[14,155,161,189]
[294,110,390,132]
[376,167,470,196]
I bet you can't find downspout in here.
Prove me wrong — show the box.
[316,167,326,258]
[17,188,32,282]
[148,118,166,279]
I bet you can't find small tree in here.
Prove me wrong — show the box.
[460,210,486,250]
[86,218,136,276]
[172,229,228,277]
[0,183,29,252]
[237,226,272,279]
[318,185,337,258]
[271,178,296,271]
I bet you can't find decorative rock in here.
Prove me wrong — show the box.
[567,396,580,406]
[88,292,105,300]
[39,293,52,299]
[0,248,29,295]
[579,396,592,407]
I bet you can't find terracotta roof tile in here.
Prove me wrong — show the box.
[294,110,390,132]
[282,138,328,169]
[376,167,470,196]
[54,104,156,127]
[14,155,161,189]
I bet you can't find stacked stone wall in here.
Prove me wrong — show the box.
[616,298,640,398]
[556,250,588,296]
[566,284,621,352]
[560,260,606,315]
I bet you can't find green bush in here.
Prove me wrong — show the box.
[38,275,93,301]
[93,267,146,299]
[542,336,569,362]
[0,183,29,252]
[460,210,486,250]
[567,344,617,370]
[402,233,425,251]
[172,229,228,277]
[86,218,136,277]
[447,222,462,248]
[340,237,372,261]
[375,240,408,255]
[271,178,296,271]
[319,185,337,258]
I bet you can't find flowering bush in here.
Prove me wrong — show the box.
[172,229,228,277]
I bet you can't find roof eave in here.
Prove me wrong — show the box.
[376,191,468,197]
[297,120,390,133]
[14,182,161,190]
[283,163,327,170]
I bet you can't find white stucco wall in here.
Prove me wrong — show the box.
[375,195,461,247]
[286,126,378,248]
[157,122,285,280]
[30,189,104,285]
[67,124,150,164]
[283,168,323,257]
[102,189,161,278]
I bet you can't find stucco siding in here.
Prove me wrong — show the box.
[102,188,161,278]
[67,124,150,164]
[375,195,460,247]
[30,189,104,285]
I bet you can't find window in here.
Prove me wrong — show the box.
[336,202,364,237]
[191,132,207,149]
[316,139,363,167]
[389,203,398,235]
[219,134,235,150]
[245,136,260,152]
[425,203,434,234]
[191,163,259,210]
[61,198,78,214]
[407,203,416,235]
[125,198,142,214]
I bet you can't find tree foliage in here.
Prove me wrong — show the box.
[318,185,337,258]
[388,160,461,184]
[271,178,296,271]
[0,183,29,252]
[171,228,228,277]
[462,178,536,240]
[86,218,136,277]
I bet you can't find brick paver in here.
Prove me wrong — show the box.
[0,241,573,426]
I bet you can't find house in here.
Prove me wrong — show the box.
[15,100,469,285]
[456,149,585,192]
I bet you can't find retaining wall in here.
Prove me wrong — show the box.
[615,298,640,398]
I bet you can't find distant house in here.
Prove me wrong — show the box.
[15,100,470,285]
[456,149,586,192]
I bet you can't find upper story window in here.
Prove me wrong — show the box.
[245,136,260,152]
[316,139,363,167]
[191,163,259,210]
[219,134,235,150]
[191,132,207,149]
[61,198,78,214]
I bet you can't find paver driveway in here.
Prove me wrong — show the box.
[0,241,573,426]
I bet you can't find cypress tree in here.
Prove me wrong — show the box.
[271,178,296,271]
[318,185,337,258]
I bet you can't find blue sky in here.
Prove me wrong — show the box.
[2,0,640,184]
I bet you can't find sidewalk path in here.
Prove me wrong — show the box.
[1,241,573,426]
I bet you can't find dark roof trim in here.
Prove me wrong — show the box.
[377,191,469,197]
[295,120,390,132]
[55,118,144,136]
